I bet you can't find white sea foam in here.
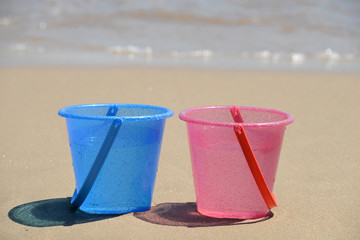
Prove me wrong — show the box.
[0,18,12,26]
[11,43,28,52]
[254,50,271,60]
[171,49,214,58]
[316,48,340,61]
[107,45,153,57]
[10,43,45,54]
[290,53,306,63]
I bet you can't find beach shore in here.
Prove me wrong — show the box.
[1,67,359,239]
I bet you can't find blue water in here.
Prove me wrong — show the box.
[71,141,158,214]
[65,117,165,214]
[1,0,359,72]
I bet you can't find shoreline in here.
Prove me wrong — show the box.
[1,65,360,76]
[1,50,360,74]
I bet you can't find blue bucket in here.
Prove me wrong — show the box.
[58,104,173,214]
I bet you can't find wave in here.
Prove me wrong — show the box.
[108,9,360,39]
[111,10,253,26]
[105,44,358,64]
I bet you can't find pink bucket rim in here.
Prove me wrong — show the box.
[179,106,294,128]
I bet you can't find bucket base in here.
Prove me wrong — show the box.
[78,205,151,215]
[197,207,269,220]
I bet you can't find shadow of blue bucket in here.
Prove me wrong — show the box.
[8,198,120,227]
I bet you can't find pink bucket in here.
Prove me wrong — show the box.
[179,106,293,219]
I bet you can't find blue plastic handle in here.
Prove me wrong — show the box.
[71,106,121,208]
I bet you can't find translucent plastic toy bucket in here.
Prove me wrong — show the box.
[59,104,173,214]
[179,106,293,219]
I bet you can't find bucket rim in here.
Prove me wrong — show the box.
[58,103,174,121]
[179,106,293,128]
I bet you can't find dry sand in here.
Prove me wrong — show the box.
[1,67,359,239]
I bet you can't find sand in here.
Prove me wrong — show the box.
[1,67,359,239]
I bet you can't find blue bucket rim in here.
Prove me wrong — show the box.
[58,103,174,121]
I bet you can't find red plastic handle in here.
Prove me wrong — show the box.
[230,105,244,123]
[233,124,277,209]
[231,106,277,209]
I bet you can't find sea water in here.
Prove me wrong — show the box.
[1,0,359,72]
